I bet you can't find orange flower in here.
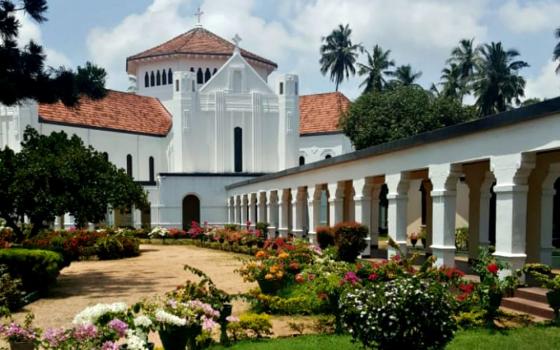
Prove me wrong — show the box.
[265,273,274,280]
[278,252,289,259]
[255,250,267,258]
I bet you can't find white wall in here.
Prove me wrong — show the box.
[299,132,354,164]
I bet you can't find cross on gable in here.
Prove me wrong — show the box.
[194,7,204,25]
[232,34,242,48]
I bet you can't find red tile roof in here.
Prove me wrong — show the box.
[126,27,277,72]
[38,90,172,137]
[299,92,350,135]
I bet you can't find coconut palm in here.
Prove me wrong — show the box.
[448,38,478,81]
[357,44,395,93]
[388,64,422,86]
[473,42,529,116]
[440,63,464,100]
[554,27,560,73]
[319,24,362,91]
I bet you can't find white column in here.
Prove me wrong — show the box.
[353,178,373,257]
[370,184,382,248]
[491,153,536,271]
[266,191,278,236]
[248,193,257,227]
[478,171,495,250]
[291,187,305,238]
[429,164,461,267]
[257,191,267,224]
[241,194,248,225]
[327,182,344,226]
[540,164,560,265]
[234,196,241,225]
[386,172,409,258]
[227,197,233,224]
[277,189,289,237]
[307,185,321,244]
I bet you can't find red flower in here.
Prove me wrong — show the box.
[295,274,305,284]
[487,263,499,275]
[459,283,475,294]
[390,255,401,262]
[368,273,378,281]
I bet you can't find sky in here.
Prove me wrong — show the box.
[18,0,560,101]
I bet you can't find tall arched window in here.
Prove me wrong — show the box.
[150,72,155,86]
[196,68,204,84]
[126,154,133,177]
[234,127,242,172]
[204,68,211,82]
[299,156,305,166]
[168,69,173,84]
[162,70,167,85]
[156,70,161,86]
[144,72,149,87]
[149,156,155,182]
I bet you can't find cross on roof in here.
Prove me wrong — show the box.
[232,34,242,50]
[194,7,204,25]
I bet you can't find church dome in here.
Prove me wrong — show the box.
[126,27,277,75]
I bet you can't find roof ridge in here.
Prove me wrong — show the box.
[300,91,344,97]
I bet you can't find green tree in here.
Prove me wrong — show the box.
[0,0,107,106]
[440,63,464,100]
[473,42,529,116]
[0,127,148,238]
[340,85,476,149]
[448,38,478,81]
[387,64,422,87]
[520,97,542,106]
[319,24,362,91]
[357,44,395,93]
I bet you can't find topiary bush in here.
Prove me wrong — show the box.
[340,276,457,349]
[316,226,334,249]
[333,222,368,262]
[0,248,65,292]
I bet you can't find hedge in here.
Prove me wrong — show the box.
[0,248,65,293]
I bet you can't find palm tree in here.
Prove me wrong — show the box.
[473,42,529,116]
[440,63,463,100]
[553,27,560,73]
[448,38,478,81]
[357,44,395,93]
[319,24,362,91]
[388,65,422,86]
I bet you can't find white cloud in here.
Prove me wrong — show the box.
[525,60,560,99]
[498,0,560,34]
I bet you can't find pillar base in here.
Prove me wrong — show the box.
[431,245,456,267]
[267,226,277,238]
[360,237,371,257]
[388,239,407,259]
[308,231,317,245]
[292,229,304,239]
[493,252,526,272]
[278,228,288,238]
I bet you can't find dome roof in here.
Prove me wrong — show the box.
[126,27,277,74]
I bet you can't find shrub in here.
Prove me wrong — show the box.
[340,276,457,349]
[223,224,239,231]
[226,313,273,341]
[0,248,64,292]
[96,234,140,260]
[316,226,334,249]
[455,227,469,251]
[255,222,269,237]
[333,222,368,262]
[0,264,24,312]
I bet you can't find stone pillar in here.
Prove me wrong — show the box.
[353,178,373,257]
[307,185,322,244]
[277,189,290,238]
[386,172,410,258]
[241,194,248,225]
[257,191,267,224]
[234,196,241,225]
[227,197,234,224]
[248,193,257,228]
[266,191,278,236]
[370,183,382,249]
[429,164,462,267]
[539,164,560,265]
[478,172,495,252]
[491,153,536,271]
[291,187,305,238]
[327,182,344,226]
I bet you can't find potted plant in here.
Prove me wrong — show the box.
[409,232,419,248]
[419,226,428,248]
[530,271,560,320]
[1,314,39,350]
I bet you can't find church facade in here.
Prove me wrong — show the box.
[0,26,353,229]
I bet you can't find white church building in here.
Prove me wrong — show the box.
[0,25,354,230]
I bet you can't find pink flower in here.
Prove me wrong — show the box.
[101,341,119,350]
[226,316,240,323]
[368,273,378,281]
[340,271,361,285]
[201,316,218,331]
[73,324,98,341]
[42,328,69,347]
[108,319,128,337]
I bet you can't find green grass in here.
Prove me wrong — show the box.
[210,325,560,350]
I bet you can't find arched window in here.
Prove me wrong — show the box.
[144,72,149,87]
[156,70,161,86]
[234,127,242,172]
[162,70,167,85]
[299,156,305,166]
[168,69,173,84]
[182,195,200,230]
[213,68,218,75]
[204,68,211,82]
[196,68,204,84]
[149,156,155,182]
[150,71,155,87]
[126,154,133,177]
[325,154,332,159]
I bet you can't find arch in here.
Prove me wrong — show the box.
[156,70,161,86]
[150,71,155,86]
[162,70,167,85]
[213,68,218,75]
[204,68,211,82]
[234,127,243,172]
[196,68,204,84]
[144,72,149,87]
[182,194,200,230]
[126,154,133,177]
[149,156,155,182]
[299,156,305,166]
[168,69,172,84]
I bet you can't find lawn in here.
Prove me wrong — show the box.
[210,325,560,350]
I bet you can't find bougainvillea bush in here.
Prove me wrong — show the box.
[340,276,457,349]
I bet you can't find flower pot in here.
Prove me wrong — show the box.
[9,341,35,350]
[546,290,560,319]
[410,238,418,248]
[421,238,427,248]
[257,279,284,294]
[159,324,202,350]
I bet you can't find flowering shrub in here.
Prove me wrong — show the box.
[0,314,39,344]
[149,226,169,239]
[333,221,368,262]
[316,226,334,249]
[226,313,273,341]
[95,234,139,260]
[340,276,457,349]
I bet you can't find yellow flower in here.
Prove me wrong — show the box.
[276,271,284,279]
[265,273,274,280]
[256,250,267,258]
[278,252,289,259]
[270,265,279,273]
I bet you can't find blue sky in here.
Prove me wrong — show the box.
[23,0,560,100]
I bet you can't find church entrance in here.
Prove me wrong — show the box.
[182,195,200,230]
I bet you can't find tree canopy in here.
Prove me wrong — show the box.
[0,0,106,106]
[319,24,362,91]
[0,127,148,238]
[339,85,476,150]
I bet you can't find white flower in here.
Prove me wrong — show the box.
[155,309,187,326]
[149,227,169,238]
[73,302,128,325]
[133,315,152,329]
[125,329,148,350]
